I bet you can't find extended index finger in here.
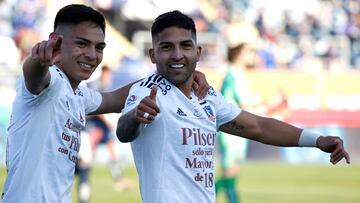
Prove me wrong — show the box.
[46,33,62,64]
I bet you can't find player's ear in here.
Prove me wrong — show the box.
[148,48,156,64]
[196,45,202,62]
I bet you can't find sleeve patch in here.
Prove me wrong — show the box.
[126,94,138,106]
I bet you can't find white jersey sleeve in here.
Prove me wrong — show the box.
[206,87,242,130]
[78,85,102,115]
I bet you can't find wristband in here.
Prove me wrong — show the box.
[298,130,321,147]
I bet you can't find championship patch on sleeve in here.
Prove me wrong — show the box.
[126,95,137,106]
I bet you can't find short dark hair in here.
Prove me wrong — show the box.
[54,4,106,34]
[151,10,197,41]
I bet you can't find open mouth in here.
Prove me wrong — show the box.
[169,64,185,69]
[79,62,94,71]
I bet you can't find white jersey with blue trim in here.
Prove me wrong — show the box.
[123,73,241,203]
[2,66,102,203]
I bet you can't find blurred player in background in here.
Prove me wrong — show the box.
[216,43,256,203]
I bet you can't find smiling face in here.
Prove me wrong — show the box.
[55,21,106,89]
[149,27,202,93]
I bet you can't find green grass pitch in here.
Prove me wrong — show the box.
[0,162,358,203]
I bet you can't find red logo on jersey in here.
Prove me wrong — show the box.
[126,95,137,105]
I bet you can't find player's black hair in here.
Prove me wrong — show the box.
[54,4,106,34]
[151,10,197,41]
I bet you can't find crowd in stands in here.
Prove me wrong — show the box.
[0,0,359,76]
[0,0,359,162]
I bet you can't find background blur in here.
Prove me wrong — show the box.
[0,0,359,202]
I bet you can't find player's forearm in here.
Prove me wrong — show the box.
[92,83,136,115]
[116,110,142,143]
[255,117,302,147]
[220,111,301,147]
[23,56,51,94]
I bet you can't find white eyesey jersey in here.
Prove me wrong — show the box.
[2,66,102,203]
[123,74,241,203]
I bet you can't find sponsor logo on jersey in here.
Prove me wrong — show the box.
[126,95,137,105]
[203,105,215,122]
[193,108,203,117]
[177,108,187,116]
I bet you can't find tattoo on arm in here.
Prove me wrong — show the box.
[222,120,245,136]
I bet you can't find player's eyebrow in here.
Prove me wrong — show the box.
[75,36,106,47]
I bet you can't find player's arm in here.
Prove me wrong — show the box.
[219,110,350,164]
[116,86,159,143]
[91,81,138,115]
[23,33,62,94]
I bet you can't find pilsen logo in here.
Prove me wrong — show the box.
[181,127,216,146]
[203,105,215,122]
[126,95,137,105]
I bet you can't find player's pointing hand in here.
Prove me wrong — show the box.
[31,32,62,67]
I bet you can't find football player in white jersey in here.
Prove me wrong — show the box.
[1,5,209,203]
[116,10,351,203]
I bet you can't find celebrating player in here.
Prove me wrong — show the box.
[116,10,350,203]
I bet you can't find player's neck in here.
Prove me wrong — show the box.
[175,78,193,99]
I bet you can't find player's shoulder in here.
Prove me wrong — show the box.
[201,86,226,106]
[133,73,173,95]
[49,66,66,80]
[136,74,167,87]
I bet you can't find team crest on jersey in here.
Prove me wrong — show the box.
[126,95,137,105]
[203,105,215,122]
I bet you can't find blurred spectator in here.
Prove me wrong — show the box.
[0,0,357,71]
[0,35,21,72]
[111,55,153,89]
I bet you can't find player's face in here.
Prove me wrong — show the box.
[149,27,201,89]
[56,21,106,88]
